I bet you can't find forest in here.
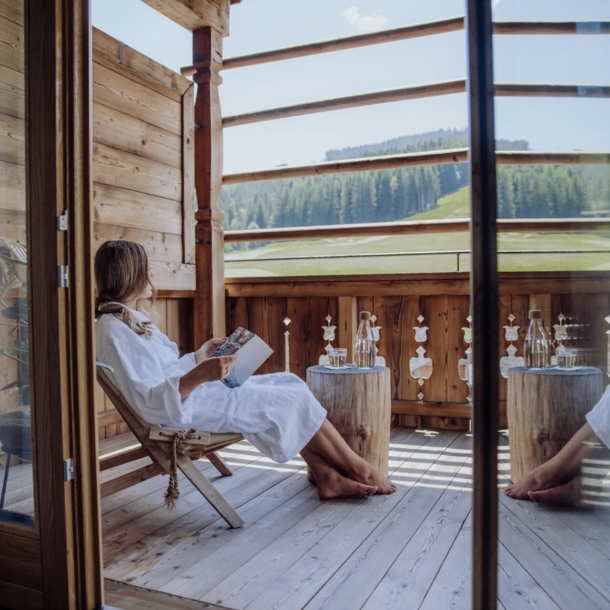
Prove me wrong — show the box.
[221,128,609,243]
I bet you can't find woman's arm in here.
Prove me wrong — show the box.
[179,354,237,400]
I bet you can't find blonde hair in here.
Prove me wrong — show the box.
[94,240,157,337]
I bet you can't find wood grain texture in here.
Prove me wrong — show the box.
[507,368,603,482]
[93,62,182,134]
[93,27,191,98]
[140,0,230,34]
[307,367,392,475]
[182,84,195,264]
[193,27,226,343]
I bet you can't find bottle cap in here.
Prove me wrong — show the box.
[359,311,371,320]
[528,310,541,319]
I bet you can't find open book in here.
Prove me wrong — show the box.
[212,327,274,388]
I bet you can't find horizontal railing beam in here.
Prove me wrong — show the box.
[181,19,610,75]
[223,149,610,185]
[223,81,610,128]
[224,218,610,243]
[182,17,465,75]
[222,80,467,127]
[223,148,469,184]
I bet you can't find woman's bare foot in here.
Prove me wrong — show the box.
[528,477,582,506]
[316,471,378,499]
[349,463,397,495]
[504,465,558,499]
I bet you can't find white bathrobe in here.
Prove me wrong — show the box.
[587,386,610,450]
[96,311,327,463]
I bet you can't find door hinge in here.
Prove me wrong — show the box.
[63,458,74,482]
[58,265,69,288]
[57,211,68,231]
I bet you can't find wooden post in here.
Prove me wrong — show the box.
[193,27,225,343]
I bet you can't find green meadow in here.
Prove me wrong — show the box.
[225,187,610,277]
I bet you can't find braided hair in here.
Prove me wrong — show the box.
[94,240,157,338]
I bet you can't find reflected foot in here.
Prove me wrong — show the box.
[504,461,570,500]
[528,477,582,506]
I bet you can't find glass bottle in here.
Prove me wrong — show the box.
[524,309,549,369]
[354,311,376,369]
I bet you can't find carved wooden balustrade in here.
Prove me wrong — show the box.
[225,271,610,431]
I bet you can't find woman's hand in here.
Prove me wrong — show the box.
[195,338,227,364]
[179,354,237,400]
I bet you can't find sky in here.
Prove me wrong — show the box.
[92,0,610,174]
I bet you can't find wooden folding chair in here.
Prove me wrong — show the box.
[97,367,245,528]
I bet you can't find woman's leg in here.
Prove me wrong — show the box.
[306,419,397,494]
[505,422,600,500]
[300,447,378,499]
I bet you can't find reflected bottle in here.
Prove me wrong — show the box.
[354,311,376,369]
[524,309,549,369]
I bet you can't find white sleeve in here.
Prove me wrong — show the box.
[586,385,610,450]
[178,352,196,374]
[97,322,194,428]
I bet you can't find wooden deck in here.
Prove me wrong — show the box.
[4,427,608,608]
[96,427,610,610]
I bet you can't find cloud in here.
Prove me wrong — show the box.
[343,6,389,33]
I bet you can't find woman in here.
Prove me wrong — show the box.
[95,240,396,499]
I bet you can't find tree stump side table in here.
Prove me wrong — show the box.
[507,366,603,483]
[306,365,391,479]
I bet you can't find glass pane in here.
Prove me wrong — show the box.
[495,1,610,606]
[0,0,34,527]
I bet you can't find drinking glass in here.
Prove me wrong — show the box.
[329,348,347,368]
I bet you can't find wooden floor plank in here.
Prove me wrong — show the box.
[101,427,609,610]
[198,429,425,609]
[355,433,473,610]
[498,503,610,609]
[105,451,303,573]
[239,432,461,610]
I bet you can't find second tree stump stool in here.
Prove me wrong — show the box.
[507,366,603,483]
[306,365,391,480]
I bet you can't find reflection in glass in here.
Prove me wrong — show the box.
[0,0,34,526]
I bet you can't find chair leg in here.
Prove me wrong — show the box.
[176,454,244,529]
[0,452,12,509]
[206,451,233,476]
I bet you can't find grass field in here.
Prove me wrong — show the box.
[225,187,610,277]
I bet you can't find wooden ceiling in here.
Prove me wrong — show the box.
[141,0,240,34]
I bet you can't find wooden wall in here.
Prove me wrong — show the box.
[226,272,610,431]
[90,30,199,439]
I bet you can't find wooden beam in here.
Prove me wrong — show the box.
[181,18,610,74]
[494,20,610,35]
[223,149,610,185]
[182,16,464,74]
[223,80,467,127]
[222,82,610,128]
[182,84,196,264]
[224,271,610,299]
[496,83,610,98]
[140,0,230,35]
[224,217,610,243]
[193,27,226,343]
[223,148,468,185]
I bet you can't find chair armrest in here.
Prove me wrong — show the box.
[149,426,211,446]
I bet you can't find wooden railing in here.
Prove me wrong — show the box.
[224,217,610,243]
[182,17,610,75]
[225,271,610,431]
